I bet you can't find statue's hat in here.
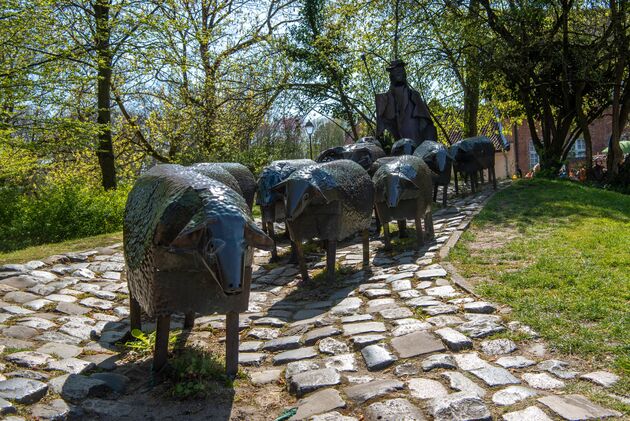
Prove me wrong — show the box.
[386,59,406,71]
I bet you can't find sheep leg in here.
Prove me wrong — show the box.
[442,185,448,207]
[225,311,239,378]
[294,240,309,281]
[268,222,278,262]
[152,314,171,373]
[398,220,407,238]
[415,201,425,249]
[382,220,392,250]
[288,240,299,264]
[454,171,459,195]
[184,312,195,330]
[326,239,337,282]
[492,165,497,189]
[374,207,381,236]
[362,229,370,269]
[129,295,141,333]
[425,210,435,239]
[433,184,438,202]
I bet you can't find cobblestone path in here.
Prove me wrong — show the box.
[0,184,624,420]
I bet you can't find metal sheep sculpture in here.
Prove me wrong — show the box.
[316,142,386,170]
[413,140,453,207]
[450,136,497,194]
[373,155,435,250]
[256,159,315,261]
[369,157,408,238]
[123,164,272,375]
[208,162,257,210]
[273,160,374,282]
[356,136,383,149]
[391,138,419,156]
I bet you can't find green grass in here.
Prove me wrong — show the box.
[0,231,123,265]
[450,179,630,396]
[168,347,246,399]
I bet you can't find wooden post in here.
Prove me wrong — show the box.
[152,314,171,372]
[326,239,337,282]
[433,184,438,202]
[184,312,195,329]
[129,295,142,332]
[492,165,497,189]
[362,229,370,269]
[225,311,239,378]
[480,169,485,184]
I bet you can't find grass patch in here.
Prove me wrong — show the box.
[310,262,358,284]
[0,231,122,265]
[168,347,246,399]
[119,328,180,358]
[450,178,630,388]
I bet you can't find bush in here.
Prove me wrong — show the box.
[0,180,129,252]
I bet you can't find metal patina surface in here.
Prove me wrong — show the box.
[375,59,437,143]
[373,155,433,222]
[414,140,453,186]
[391,138,419,156]
[123,164,270,317]
[316,143,385,170]
[214,162,257,210]
[449,136,496,174]
[278,160,374,242]
[189,163,243,196]
[256,159,315,223]
[356,136,383,149]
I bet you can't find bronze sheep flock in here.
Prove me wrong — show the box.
[123,137,497,376]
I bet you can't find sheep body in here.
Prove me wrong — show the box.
[214,162,257,209]
[316,143,385,170]
[372,156,434,248]
[450,136,497,192]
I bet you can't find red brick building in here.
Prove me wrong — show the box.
[506,112,629,174]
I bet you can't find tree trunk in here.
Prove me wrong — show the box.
[608,0,627,176]
[575,83,593,179]
[94,0,116,190]
[463,0,480,138]
[463,83,479,138]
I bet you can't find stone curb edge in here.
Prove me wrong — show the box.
[438,183,507,298]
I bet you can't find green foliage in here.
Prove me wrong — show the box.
[121,328,179,357]
[168,347,245,399]
[451,179,630,390]
[0,184,127,251]
[0,178,129,253]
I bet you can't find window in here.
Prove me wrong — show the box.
[572,138,586,158]
[529,140,539,168]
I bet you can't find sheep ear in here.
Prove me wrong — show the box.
[245,221,274,250]
[317,186,337,203]
[271,180,288,195]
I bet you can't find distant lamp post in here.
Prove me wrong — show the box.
[304,120,315,159]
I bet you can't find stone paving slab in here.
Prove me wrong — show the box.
[0,182,624,420]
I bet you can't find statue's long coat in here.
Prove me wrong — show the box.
[376,86,437,143]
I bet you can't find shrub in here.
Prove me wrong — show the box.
[0,179,129,252]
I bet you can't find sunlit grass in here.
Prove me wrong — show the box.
[451,179,630,400]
